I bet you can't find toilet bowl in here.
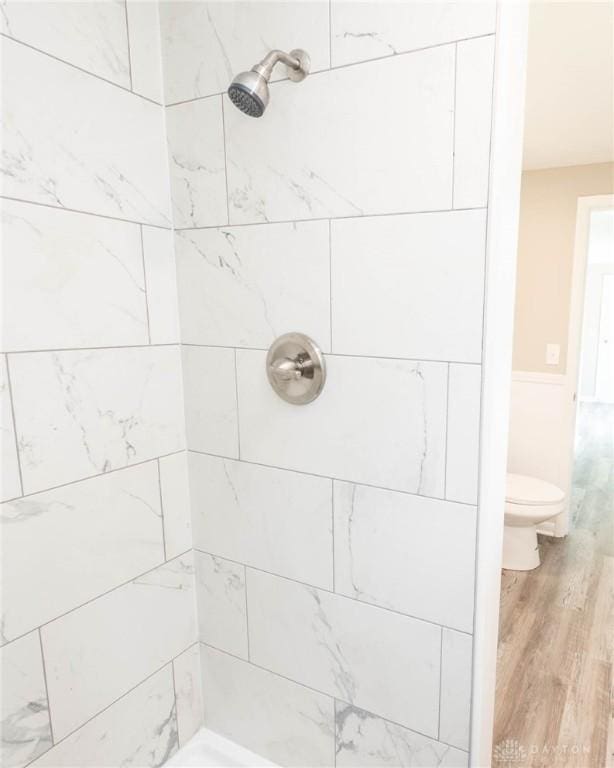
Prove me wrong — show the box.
[503,473,565,571]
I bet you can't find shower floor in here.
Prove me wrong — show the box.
[167,728,277,767]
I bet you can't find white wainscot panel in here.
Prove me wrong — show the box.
[334,482,476,632]
[226,46,454,224]
[1,356,21,502]
[200,644,335,767]
[331,210,486,361]
[142,226,180,345]
[2,38,171,226]
[0,1,130,87]
[41,553,196,741]
[237,351,447,497]
[10,346,185,494]
[335,702,468,767]
[31,666,178,768]
[159,0,330,104]
[0,632,52,768]
[446,364,482,505]
[330,0,495,67]
[189,452,333,589]
[176,221,330,349]
[439,629,472,751]
[453,36,495,209]
[173,645,203,747]
[159,452,192,560]
[2,200,148,351]
[195,551,248,659]
[125,0,164,103]
[182,346,238,457]
[247,569,441,737]
[1,462,164,644]
[166,98,227,228]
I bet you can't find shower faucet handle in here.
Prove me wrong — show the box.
[266,333,326,405]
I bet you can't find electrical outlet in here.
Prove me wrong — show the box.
[546,343,560,366]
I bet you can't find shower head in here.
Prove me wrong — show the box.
[227,48,310,118]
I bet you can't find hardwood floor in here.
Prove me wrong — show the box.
[493,402,614,767]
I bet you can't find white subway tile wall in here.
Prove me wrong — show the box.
[2,1,497,765]
[1,5,195,766]
[167,0,495,761]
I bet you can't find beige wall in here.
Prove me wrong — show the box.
[512,162,614,373]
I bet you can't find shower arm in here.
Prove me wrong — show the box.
[252,50,301,79]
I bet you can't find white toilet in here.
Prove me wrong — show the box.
[503,473,566,571]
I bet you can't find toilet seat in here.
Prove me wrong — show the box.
[506,473,565,507]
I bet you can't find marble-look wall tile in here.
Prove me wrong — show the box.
[2,38,171,226]
[453,36,495,209]
[125,0,164,103]
[41,553,196,740]
[439,630,473,750]
[159,452,192,560]
[189,453,333,589]
[166,98,227,228]
[330,1,495,68]
[333,482,476,633]
[331,210,486,361]
[182,346,238,458]
[176,221,330,349]
[2,200,148,351]
[159,1,330,104]
[247,569,441,737]
[335,702,468,768]
[0,631,52,768]
[237,351,447,497]
[31,665,178,767]
[1,462,164,645]
[0,1,130,87]
[1,356,21,502]
[225,46,454,224]
[195,551,247,659]
[10,345,185,495]
[142,226,180,345]
[446,365,482,505]
[200,644,335,767]
[173,645,203,747]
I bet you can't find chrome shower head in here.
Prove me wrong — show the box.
[227,49,310,118]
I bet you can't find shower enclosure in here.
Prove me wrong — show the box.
[1,2,527,766]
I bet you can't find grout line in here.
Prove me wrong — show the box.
[244,565,250,662]
[201,641,467,754]
[1,34,163,106]
[203,551,472,637]
[451,43,458,208]
[3,342,180,356]
[328,219,333,352]
[181,342,482,368]
[173,205,487,232]
[123,0,133,91]
[444,363,451,498]
[164,32,495,108]
[0,550,194,652]
[0,195,173,231]
[4,356,24,497]
[157,458,168,561]
[38,628,55,746]
[24,646,198,768]
[170,658,181,746]
[233,349,241,460]
[437,626,444,740]
[188,448,477,511]
[0,450,185,509]
[139,225,152,344]
[331,479,336,593]
[328,0,333,69]
[220,94,231,226]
